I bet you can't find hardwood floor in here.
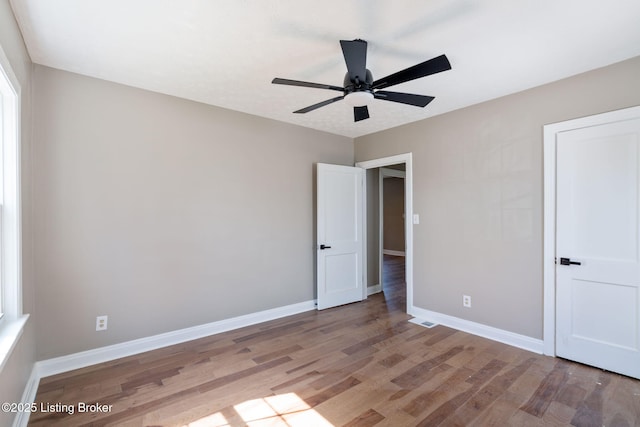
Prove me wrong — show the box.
[29,255,640,426]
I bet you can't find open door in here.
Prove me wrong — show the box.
[317,163,364,310]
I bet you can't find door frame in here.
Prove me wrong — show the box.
[542,105,640,356]
[356,153,414,311]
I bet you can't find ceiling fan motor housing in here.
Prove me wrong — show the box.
[344,69,373,94]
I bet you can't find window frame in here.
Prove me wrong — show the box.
[0,41,25,372]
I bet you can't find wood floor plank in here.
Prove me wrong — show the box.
[543,401,578,425]
[343,408,385,427]
[423,357,535,426]
[308,356,374,391]
[520,359,570,417]
[465,358,508,386]
[401,365,475,418]
[570,372,611,427]
[468,392,523,427]
[603,373,640,426]
[390,345,464,389]
[304,376,362,408]
[28,255,640,427]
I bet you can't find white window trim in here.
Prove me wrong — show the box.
[0,41,26,373]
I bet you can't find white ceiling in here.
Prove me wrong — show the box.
[9,0,640,138]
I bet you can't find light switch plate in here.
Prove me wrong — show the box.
[413,214,420,224]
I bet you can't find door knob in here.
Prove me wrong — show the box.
[320,244,332,250]
[560,257,581,266]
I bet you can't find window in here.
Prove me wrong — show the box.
[0,42,24,371]
[0,88,3,321]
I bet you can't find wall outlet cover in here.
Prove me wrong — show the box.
[96,315,108,331]
[463,295,471,308]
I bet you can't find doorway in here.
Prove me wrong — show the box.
[356,153,414,313]
[379,166,406,298]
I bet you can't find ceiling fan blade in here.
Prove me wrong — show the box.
[293,96,344,114]
[374,91,435,107]
[340,39,368,83]
[371,54,451,90]
[354,106,370,122]
[272,78,344,92]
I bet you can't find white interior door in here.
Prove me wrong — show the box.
[556,117,640,379]
[317,163,364,310]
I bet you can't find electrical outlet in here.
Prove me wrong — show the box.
[96,315,108,331]
[463,295,471,308]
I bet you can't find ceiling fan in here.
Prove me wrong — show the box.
[272,39,451,122]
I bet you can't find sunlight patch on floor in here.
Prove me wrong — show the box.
[183,393,333,426]
[185,411,229,427]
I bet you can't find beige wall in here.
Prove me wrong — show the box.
[0,1,35,425]
[33,66,353,359]
[355,56,640,340]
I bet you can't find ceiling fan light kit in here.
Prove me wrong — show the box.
[272,38,451,122]
[344,91,373,107]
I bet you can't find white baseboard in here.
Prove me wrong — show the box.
[36,300,316,379]
[409,306,544,354]
[12,366,39,427]
[367,284,381,295]
[382,249,405,257]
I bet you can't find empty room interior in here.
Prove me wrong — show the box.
[1,1,640,426]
